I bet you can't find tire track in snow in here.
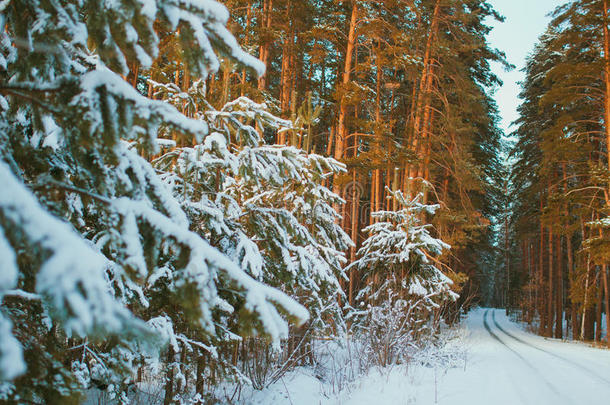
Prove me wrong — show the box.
[491,310,610,386]
[483,309,565,401]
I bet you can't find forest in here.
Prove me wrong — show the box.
[0,0,608,404]
[508,0,610,344]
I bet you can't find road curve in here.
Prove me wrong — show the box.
[490,310,610,386]
[436,308,610,405]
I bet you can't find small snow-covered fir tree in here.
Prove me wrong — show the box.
[346,188,457,367]
[350,188,456,306]
[0,1,310,402]
[348,188,458,366]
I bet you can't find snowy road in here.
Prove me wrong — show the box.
[344,308,610,405]
[436,308,610,405]
[247,308,610,404]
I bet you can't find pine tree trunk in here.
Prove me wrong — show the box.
[504,207,510,310]
[163,347,175,405]
[279,0,293,122]
[258,0,273,91]
[603,265,610,346]
[603,0,610,201]
[555,235,563,338]
[241,0,252,97]
[421,111,434,204]
[601,1,610,346]
[349,170,358,306]
[567,233,575,338]
[539,216,547,336]
[563,164,575,338]
[407,0,440,197]
[335,1,358,163]
[582,251,595,340]
[521,240,527,315]
[221,63,230,106]
[372,41,383,222]
[596,274,603,342]
[196,353,205,398]
[332,0,358,225]
[326,126,335,157]
[528,239,534,323]
[548,227,554,337]
[131,62,139,88]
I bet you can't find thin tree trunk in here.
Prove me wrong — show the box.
[334,1,358,162]
[548,227,554,337]
[421,111,434,204]
[601,1,610,346]
[563,164,575,338]
[505,193,510,311]
[603,0,610,200]
[407,0,441,197]
[258,0,273,91]
[131,62,139,88]
[555,235,563,339]
[279,0,293,121]
[567,233,576,338]
[527,239,536,324]
[372,41,383,222]
[582,248,593,340]
[603,265,610,346]
[349,171,358,306]
[596,273,603,342]
[332,1,358,221]
[241,0,252,97]
[539,213,546,336]
[163,347,175,405]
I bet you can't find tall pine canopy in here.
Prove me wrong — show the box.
[507,0,610,345]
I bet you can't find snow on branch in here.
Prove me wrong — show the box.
[70,68,209,150]
[112,197,309,344]
[0,161,138,338]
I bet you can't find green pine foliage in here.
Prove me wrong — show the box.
[0,0,330,402]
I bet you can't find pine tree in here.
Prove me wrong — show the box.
[349,187,457,308]
[510,1,610,344]
[0,1,312,401]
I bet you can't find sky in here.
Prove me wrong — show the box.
[485,0,566,135]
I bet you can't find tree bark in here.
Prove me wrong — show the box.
[257,0,273,91]
[349,171,358,306]
[163,347,175,405]
[334,1,358,163]
[548,227,554,337]
[582,250,595,340]
[603,265,610,346]
[555,235,563,338]
[196,353,205,398]
[596,273,603,341]
[279,0,293,122]
[603,0,610,196]
[539,213,547,336]
[407,0,441,197]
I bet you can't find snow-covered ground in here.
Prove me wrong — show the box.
[242,308,610,405]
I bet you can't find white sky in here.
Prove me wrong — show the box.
[485,0,566,135]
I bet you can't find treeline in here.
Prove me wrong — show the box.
[0,0,505,403]
[508,0,610,344]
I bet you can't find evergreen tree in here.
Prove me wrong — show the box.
[0,1,311,401]
[509,1,610,344]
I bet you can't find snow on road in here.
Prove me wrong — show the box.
[248,308,610,405]
[418,308,610,405]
